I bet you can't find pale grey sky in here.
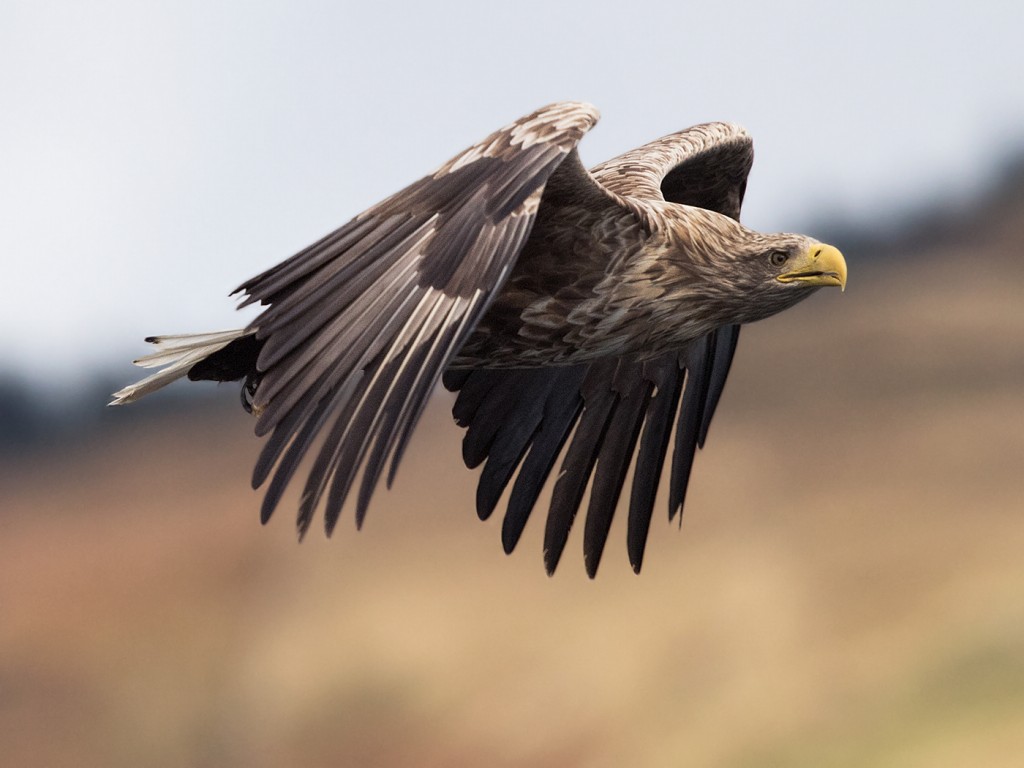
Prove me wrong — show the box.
[3,0,1023,383]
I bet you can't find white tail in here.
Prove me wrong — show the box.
[109,329,249,405]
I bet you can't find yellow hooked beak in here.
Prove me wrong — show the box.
[777,243,847,291]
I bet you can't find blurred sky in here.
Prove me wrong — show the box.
[2,0,1023,385]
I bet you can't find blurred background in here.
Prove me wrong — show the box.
[2,1,1023,766]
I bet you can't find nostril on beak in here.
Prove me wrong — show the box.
[812,248,822,260]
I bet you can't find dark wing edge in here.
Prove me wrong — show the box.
[444,322,739,578]
[230,101,601,536]
[445,124,754,576]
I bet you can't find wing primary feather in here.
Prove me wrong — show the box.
[293,375,368,536]
[256,226,428,377]
[254,284,422,437]
[669,337,714,521]
[474,369,556,522]
[354,346,436,526]
[258,372,362,530]
[582,367,652,578]
[254,245,426,425]
[299,290,438,536]
[253,215,428,349]
[318,352,404,534]
[383,310,482,490]
[235,215,383,305]
[450,368,506,425]
[319,291,452,531]
[382,221,534,489]
[626,356,685,573]
[356,295,469,524]
[252,377,329,491]
[251,214,414,325]
[460,371,535,469]
[443,369,472,393]
[500,366,587,554]
[543,361,620,575]
[697,325,740,448]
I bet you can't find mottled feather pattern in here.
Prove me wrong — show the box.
[590,122,752,217]
[441,102,600,174]
[114,101,835,575]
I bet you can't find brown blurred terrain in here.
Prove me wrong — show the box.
[3,178,1024,767]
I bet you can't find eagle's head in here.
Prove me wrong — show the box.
[673,211,847,328]
[733,233,847,322]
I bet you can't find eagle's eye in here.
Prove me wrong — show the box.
[768,250,789,267]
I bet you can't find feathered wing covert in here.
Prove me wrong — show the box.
[113,102,756,575]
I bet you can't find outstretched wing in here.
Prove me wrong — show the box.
[237,101,600,536]
[446,123,753,576]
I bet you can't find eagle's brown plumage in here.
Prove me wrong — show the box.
[112,102,846,576]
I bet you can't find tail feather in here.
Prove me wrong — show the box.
[109,329,251,405]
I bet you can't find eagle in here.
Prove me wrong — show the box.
[112,102,846,577]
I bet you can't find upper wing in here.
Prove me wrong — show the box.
[589,121,753,219]
[236,101,601,536]
[446,123,753,576]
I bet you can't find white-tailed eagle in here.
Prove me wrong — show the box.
[112,102,846,576]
